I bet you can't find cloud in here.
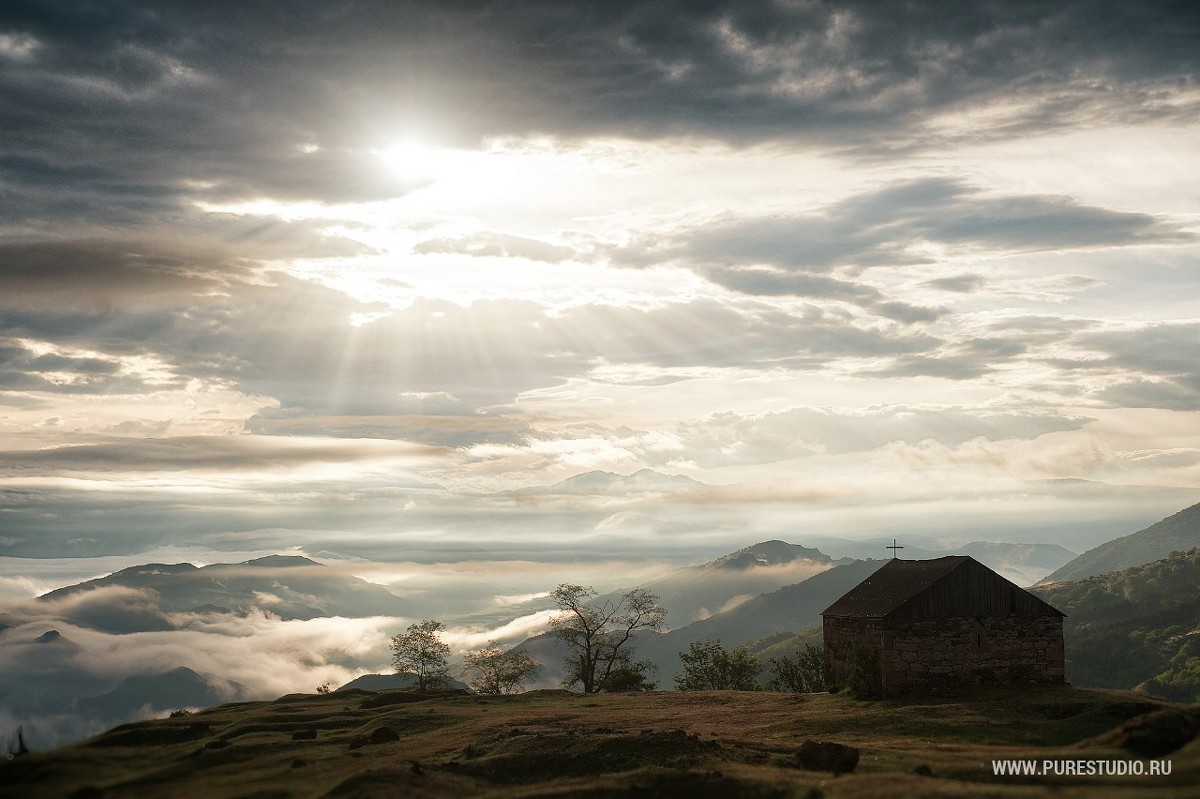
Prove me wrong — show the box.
[414,232,580,263]
[0,434,437,475]
[3,1,1196,237]
[0,31,40,61]
[1094,379,1199,411]
[16,584,175,633]
[615,178,1189,284]
[0,612,402,746]
[671,405,1092,467]
[923,273,987,293]
[245,411,535,448]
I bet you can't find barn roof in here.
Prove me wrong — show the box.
[821,555,1065,621]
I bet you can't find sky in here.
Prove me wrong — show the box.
[2,0,1200,597]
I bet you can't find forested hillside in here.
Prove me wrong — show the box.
[1032,548,1200,702]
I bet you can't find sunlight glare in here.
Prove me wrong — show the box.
[376,139,496,188]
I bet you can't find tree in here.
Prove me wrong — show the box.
[463,642,541,694]
[768,645,826,693]
[390,619,451,691]
[675,638,761,691]
[549,583,666,693]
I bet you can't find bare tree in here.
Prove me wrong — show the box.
[390,619,451,691]
[549,583,665,693]
[462,642,541,694]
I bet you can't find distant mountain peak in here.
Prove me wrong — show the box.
[30,628,82,653]
[711,540,832,570]
[514,469,707,497]
[240,555,320,568]
[112,562,199,578]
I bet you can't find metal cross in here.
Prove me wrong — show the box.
[886,538,904,559]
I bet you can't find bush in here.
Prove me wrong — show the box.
[844,645,882,699]
[675,639,760,691]
[769,645,826,692]
[598,664,657,692]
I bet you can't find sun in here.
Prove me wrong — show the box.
[376,138,491,187]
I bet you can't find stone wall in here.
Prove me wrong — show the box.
[823,616,884,689]
[824,615,1065,695]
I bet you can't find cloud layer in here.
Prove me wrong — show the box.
[1,0,1198,678]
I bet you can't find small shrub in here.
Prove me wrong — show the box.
[675,639,760,691]
[844,645,882,699]
[599,665,657,692]
[769,645,826,692]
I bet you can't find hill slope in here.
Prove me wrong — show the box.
[637,559,886,681]
[3,685,1196,798]
[37,555,412,627]
[1031,547,1200,702]
[1042,501,1200,583]
[628,539,839,624]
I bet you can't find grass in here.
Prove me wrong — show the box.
[1,685,1197,798]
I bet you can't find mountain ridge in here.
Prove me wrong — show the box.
[1041,501,1200,583]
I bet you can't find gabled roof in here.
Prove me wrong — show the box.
[821,555,1064,621]
[822,556,968,619]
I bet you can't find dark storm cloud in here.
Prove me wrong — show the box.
[2,1,1197,227]
[617,178,1189,282]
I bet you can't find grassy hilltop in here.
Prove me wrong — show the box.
[3,685,1198,798]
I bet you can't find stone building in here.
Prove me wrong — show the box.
[821,556,1065,695]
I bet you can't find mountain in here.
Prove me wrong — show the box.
[952,541,1077,585]
[30,629,80,651]
[801,535,1075,586]
[78,667,246,721]
[708,539,833,570]
[640,540,840,624]
[636,559,888,681]
[518,559,888,688]
[511,469,707,496]
[37,555,413,630]
[1031,547,1200,703]
[1041,501,1200,583]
